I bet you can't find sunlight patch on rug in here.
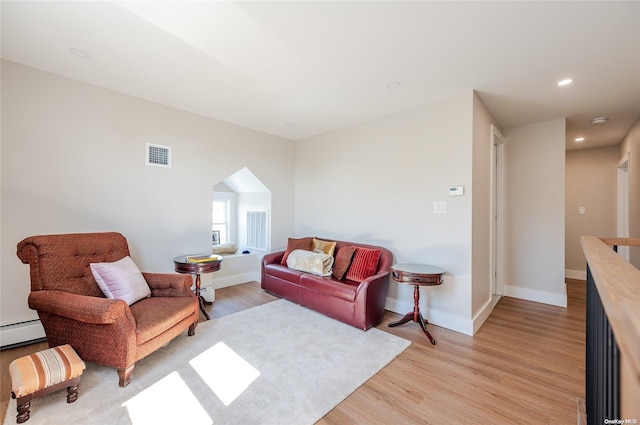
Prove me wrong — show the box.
[190,341,260,406]
[122,371,211,425]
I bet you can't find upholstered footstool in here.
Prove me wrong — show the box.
[9,344,86,423]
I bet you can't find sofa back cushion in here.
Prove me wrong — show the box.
[17,232,130,296]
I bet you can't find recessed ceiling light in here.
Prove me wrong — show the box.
[387,82,401,90]
[575,137,585,142]
[557,78,573,86]
[592,117,609,125]
[69,48,91,60]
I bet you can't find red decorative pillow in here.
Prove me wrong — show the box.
[281,237,313,265]
[345,247,381,282]
[332,245,357,280]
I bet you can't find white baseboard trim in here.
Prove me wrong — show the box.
[565,269,586,281]
[1,320,46,348]
[211,272,260,290]
[385,297,473,336]
[472,295,501,335]
[199,286,216,303]
[503,284,567,307]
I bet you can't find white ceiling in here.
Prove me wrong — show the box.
[2,1,639,150]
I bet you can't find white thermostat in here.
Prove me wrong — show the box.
[449,185,464,196]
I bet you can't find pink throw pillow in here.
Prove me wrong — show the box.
[90,256,151,305]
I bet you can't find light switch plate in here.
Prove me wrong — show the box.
[434,202,447,214]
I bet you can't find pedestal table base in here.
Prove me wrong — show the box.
[388,284,436,345]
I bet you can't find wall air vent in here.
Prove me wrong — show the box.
[146,143,171,168]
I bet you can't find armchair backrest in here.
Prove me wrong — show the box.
[17,232,130,296]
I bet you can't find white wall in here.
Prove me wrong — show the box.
[504,119,567,306]
[295,92,477,334]
[0,60,296,329]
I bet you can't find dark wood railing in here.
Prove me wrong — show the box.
[581,236,640,424]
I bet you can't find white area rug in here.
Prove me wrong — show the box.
[4,300,410,425]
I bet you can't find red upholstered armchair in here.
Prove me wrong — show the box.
[16,232,199,387]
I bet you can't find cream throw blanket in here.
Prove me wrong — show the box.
[287,249,334,276]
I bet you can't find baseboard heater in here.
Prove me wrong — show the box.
[0,319,46,350]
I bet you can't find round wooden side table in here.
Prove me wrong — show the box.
[388,263,445,345]
[173,254,222,320]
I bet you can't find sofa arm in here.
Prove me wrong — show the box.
[28,290,130,325]
[263,251,285,266]
[355,270,391,294]
[143,272,194,298]
[353,269,391,329]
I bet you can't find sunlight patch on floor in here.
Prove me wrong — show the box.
[122,371,212,425]
[190,341,260,406]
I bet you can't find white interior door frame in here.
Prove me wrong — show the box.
[617,153,630,261]
[490,125,506,297]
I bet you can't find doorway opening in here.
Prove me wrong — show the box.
[213,167,271,253]
[617,153,630,261]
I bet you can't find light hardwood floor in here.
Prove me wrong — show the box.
[1,280,586,424]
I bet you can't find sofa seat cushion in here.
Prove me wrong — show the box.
[264,263,305,282]
[300,274,358,302]
[130,297,196,345]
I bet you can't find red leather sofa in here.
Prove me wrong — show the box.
[261,239,392,330]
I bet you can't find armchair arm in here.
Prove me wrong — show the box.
[143,272,194,298]
[28,290,129,325]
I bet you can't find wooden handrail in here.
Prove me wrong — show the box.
[598,237,640,248]
[583,236,640,421]
[581,236,640,388]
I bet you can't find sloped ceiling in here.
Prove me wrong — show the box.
[223,167,269,193]
[1,1,639,150]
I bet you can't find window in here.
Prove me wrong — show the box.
[212,200,229,245]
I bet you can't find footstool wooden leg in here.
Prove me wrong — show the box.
[67,384,79,403]
[15,399,30,424]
